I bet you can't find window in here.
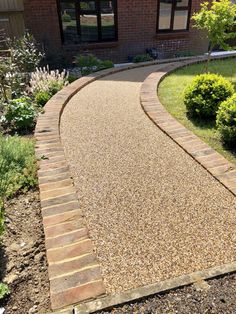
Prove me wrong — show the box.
[58,0,117,44]
[157,0,191,32]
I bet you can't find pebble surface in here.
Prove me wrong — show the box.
[60,65,236,294]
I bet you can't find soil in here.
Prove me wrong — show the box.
[0,189,51,314]
[98,273,236,314]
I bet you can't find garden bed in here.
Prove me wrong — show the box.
[158,58,236,165]
[0,189,50,314]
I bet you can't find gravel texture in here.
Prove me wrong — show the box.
[60,65,236,294]
[97,273,236,314]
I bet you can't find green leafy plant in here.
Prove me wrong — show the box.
[133,54,153,63]
[0,135,37,205]
[184,73,234,118]
[62,13,71,23]
[34,90,51,106]
[0,283,10,300]
[216,93,236,145]
[74,54,114,76]
[1,97,38,130]
[192,0,236,72]
[6,32,44,73]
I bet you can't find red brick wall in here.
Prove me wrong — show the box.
[23,0,208,63]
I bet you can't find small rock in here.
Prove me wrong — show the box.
[34,252,44,263]
[8,243,21,252]
[28,305,37,314]
[193,280,210,292]
[4,273,18,285]
[12,306,18,311]
[7,261,15,272]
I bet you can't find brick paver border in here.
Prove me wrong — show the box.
[35,54,236,311]
[140,58,236,196]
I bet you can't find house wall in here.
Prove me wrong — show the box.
[23,0,208,63]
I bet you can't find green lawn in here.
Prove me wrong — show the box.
[158,57,236,165]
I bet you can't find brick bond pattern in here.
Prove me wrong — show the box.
[35,55,235,311]
[23,0,207,63]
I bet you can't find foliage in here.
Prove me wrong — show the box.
[184,73,234,118]
[6,32,44,73]
[0,57,25,102]
[30,66,68,96]
[1,97,38,130]
[68,73,78,83]
[0,135,37,206]
[34,90,51,107]
[133,54,153,63]
[192,0,236,71]
[216,93,236,145]
[0,283,10,300]
[74,54,114,76]
[158,58,236,165]
[62,13,71,23]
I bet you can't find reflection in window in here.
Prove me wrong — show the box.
[157,0,191,32]
[59,0,117,44]
[173,10,188,30]
[159,1,172,30]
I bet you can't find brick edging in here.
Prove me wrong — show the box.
[140,58,236,196]
[35,55,235,310]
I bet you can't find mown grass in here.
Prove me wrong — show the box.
[158,58,236,165]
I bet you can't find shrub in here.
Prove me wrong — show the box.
[74,54,114,76]
[184,73,234,118]
[30,66,68,95]
[6,32,44,73]
[62,13,71,22]
[68,73,78,83]
[1,97,38,130]
[35,90,51,106]
[133,54,153,63]
[216,93,236,145]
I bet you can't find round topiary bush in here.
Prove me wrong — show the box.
[216,93,236,145]
[183,73,234,119]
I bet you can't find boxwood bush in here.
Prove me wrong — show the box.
[216,93,236,145]
[184,73,234,118]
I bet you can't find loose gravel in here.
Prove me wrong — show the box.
[60,64,236,294]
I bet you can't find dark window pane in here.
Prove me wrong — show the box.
[100,0,116,40]
[176,0,189,7]
[80,1,96,11]
[158,1,172,30]
[80,13,98,41]
[60,1,80,44]
[173,10,188,30]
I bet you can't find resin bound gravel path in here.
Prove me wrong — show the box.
[60,64,236,295]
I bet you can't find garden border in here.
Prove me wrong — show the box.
[140,58,236,197]
[35,54,236,312]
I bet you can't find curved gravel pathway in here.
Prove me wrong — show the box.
[60,65,236,294]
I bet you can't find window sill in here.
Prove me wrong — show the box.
[156,31,190,39]
[63,41,119,50]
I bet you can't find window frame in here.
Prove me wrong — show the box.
[57,0,118,44]
[156,0,192,33]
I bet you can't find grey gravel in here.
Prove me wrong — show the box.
[60,64,236,294]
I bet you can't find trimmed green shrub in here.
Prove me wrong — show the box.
[35,90,51,106]
[184,73,234,118]
[100,60,114,69]
[216,93,236,145]
[133,54,153,63]
[1,97,38,130]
